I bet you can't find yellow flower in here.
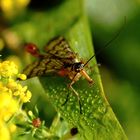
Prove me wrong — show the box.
[21,90,32,103]
[0,61,18,78]
[9,124,17,133]
[0,0,13,14]
[18,74,27,80]
[0,0,30,18]
[0,82,10,93]
[0,92,18,121]
[7,79,18,90]
[0,121,10,140]
[7,79,32,103]
[0,60,32,104]
[7,55,21,69]
[0,60,32,139]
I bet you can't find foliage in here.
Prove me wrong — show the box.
[0,0,129,139]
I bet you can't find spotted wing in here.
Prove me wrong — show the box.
[23,56,64,79]
[44,36,77,59]
[23,37,77,78]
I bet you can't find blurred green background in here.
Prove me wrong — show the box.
[0,0,140,139]
[86,0,140,139]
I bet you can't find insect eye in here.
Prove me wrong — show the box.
[25,43,39,56]
[74,62,84,72]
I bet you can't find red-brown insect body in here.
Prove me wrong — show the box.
[57,61,93,85]
[57,68,69,77]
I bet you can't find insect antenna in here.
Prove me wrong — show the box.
[70,18,126,85]
[84,17,126,67]
[67,18,126,113]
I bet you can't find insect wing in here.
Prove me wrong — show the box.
[23,56,64,78]
[44,36,77,59]
[23,36,78,79]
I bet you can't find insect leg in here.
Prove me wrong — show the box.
[69,73,78,87]
[69,85,82,114]
[62,90,70,106]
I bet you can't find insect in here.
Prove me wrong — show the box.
[23,36,93,111]
[23,20,125,113]
[23,36,93,85]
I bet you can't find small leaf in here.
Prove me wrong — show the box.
[18,130,31,136]
[34,105,39,116]
[16,123,27,129]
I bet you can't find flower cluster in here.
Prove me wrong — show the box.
[0,60,32,140]
[0,0,30,18]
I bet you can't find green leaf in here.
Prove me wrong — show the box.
[34,105,39,117]
[12,0,127,139]
[39,16,127,139]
